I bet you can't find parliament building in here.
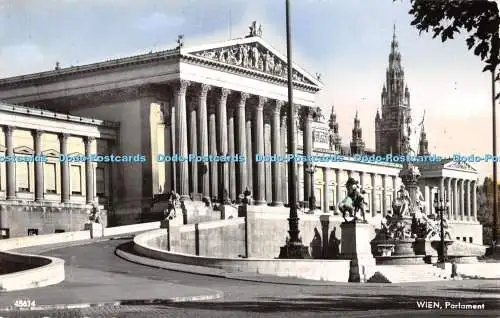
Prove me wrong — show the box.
[0,24,482,243]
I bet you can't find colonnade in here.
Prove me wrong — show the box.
[1,125,96,204]
[428,177,478,221]
[299,166,399,216]
[161,80,298,206]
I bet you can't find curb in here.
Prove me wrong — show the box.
[115,245,339,286]
[0,291,224,312]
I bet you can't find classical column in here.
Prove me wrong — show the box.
[446,178,453,220]
[302,106,313,204]
[188,99,198,196]
[245,108,253,191]
[460,179,465,220]
[173,80,190,199]
[236,92,249,196]
[208,104,218,199]
[254,96,267,205]
[335,169,341,215]
[32,129,44,202]
[271,100,283,206]
[371,173,377,216]
[440,177,445,199]
[280,111,288,203]
[472,180,477,221]
[170,104,177,191]
[323,167,329,213]
[382,174,388,216]
[84,136,95,204]
[453,178,458,220]
[392,176,397,202]
[227,104,236,200]
[3,126,15,200]
[197,84,211,199]
[162,103,173,192]
[465,180,471,221]
[59,133,70,203]
[217,88,230,200]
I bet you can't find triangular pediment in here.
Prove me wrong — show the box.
[42,149,60,157]
[443,161,478,173]
[183,36,322,88]
[14,146,34,155]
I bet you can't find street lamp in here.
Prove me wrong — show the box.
[433,192,450,263]
[305,163,316,211]
[278,0,310,259]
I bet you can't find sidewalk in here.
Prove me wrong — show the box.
[0,265,223,311]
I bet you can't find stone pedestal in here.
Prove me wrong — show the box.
[84,222,103,239]
[340,222,375,282]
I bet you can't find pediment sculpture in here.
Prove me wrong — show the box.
[445,161,474,171]
[189,42,315,86]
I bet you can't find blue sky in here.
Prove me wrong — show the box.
[0,0,496,178]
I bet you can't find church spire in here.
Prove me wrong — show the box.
[328,105,342,152]
[375,24,412,155]
[350,111,365,155]
[419,124,429,156]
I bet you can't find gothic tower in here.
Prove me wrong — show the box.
[418,124,429,156]
[375,25,411,155]
[328,105,342,152]
[350,111,365,155]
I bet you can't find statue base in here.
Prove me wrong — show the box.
[340,222,375,282]
[84,222,103,239]
[279,242,311,259]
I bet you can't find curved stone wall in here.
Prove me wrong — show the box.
[0,251,64,291]
[133,229,351,282]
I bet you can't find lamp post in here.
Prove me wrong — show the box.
[279,0,310,259]
[433,192,450,263]
[305,163,316,211]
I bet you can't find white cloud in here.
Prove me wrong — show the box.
[135,12,185,31]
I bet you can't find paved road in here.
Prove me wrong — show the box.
[1,238,499,317]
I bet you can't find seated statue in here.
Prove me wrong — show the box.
[243,187,252,205]
[164,190,180,221]
[88,202,101,224]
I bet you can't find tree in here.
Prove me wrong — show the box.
[396,0,500,249]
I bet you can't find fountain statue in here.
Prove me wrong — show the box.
[371,116,454,263]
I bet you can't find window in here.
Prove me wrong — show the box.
[71,165,82,195]
[96,167,105,196]
[0,228,9,239]
[469,237,473,243]
[27,228,38,236]
[55,229,65,233]
[16,162,30,192]
[44,163,57,194]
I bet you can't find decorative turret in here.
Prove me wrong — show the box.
[350,111,365,155]
[328,105,342,152]
[418,124,429,156]
[375,24,412,155]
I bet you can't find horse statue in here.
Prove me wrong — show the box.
[337,177,368,223]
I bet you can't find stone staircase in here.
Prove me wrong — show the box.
[368,264,449,283]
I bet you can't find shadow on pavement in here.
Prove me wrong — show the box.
[157,294,500,312]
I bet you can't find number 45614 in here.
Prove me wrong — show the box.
[14,300,36,307]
